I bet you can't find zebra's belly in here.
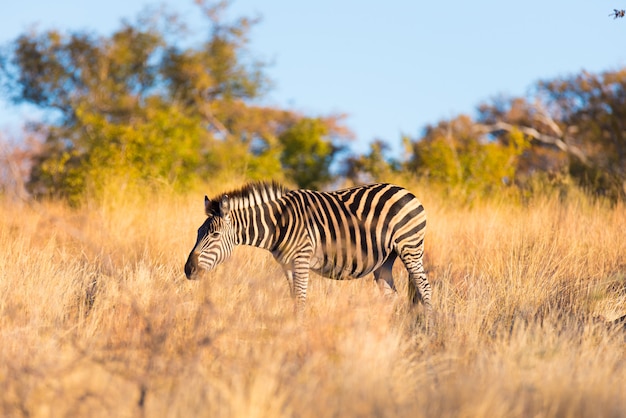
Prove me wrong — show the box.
[310,249,385,280]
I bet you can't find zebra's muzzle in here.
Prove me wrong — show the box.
[184,252,199,280]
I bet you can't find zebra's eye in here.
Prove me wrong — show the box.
[210,232,221,239]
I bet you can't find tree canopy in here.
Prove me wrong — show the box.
[344,69,626,201]
[0,1,350,202]
[1,1,625,203]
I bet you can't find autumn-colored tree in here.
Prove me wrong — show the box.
[0,1,350,202]
[405,68,626,200]
[471,71,626,200]
[538,70,626,199]
[475,96,574,192]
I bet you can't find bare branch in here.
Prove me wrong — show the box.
[532,108,563,137]
[474,121,590,166]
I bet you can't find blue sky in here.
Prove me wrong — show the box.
[1,1,624,156]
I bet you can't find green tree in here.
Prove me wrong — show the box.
[0,1,350,202]
[278,117,346,189]
[343,140,401,184]
[407,114,530,195]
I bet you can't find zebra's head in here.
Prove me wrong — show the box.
[185,194,236,280]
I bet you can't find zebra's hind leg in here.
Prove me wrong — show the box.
[398,247,432,319]
[373,252,398,298]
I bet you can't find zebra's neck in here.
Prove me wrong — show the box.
[231,202,282,250]
[215,182,289,250]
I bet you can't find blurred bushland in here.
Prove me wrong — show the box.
[1,1,625,204]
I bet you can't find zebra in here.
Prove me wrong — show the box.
[184,181,431,318]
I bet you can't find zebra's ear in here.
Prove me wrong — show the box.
[204,195,211,215]
[219,195,231,218]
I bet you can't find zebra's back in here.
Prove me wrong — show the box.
[277,183,426,280]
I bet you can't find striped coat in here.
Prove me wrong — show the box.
[185,182,431,316]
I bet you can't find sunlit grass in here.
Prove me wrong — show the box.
[0,185,624,417]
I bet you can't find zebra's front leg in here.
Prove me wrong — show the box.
[282,267,296,298]
[282,252,312,317]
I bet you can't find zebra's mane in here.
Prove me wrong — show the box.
[209,181,291,214]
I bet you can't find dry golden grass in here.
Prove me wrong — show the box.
[0,184,625,417]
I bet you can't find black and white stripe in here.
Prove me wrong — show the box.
[185,181,431,316]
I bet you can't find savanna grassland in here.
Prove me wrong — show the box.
[0,181,625,418]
